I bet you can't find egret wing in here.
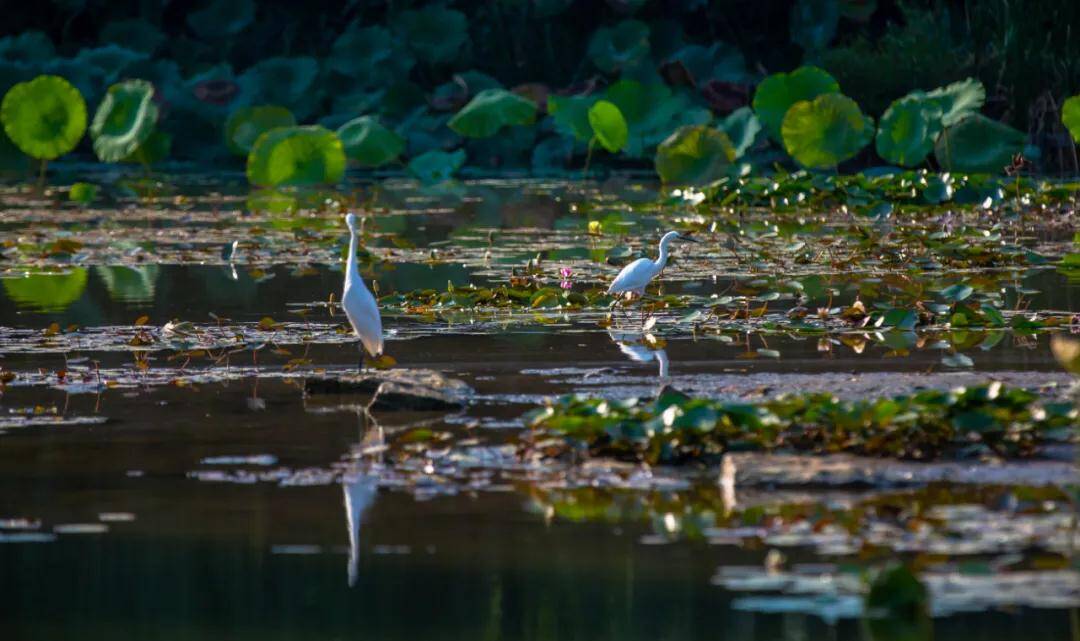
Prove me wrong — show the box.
[607,258,653,294]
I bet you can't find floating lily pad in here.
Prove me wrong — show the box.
[393,7,468,65]
[337,116,405,167]
[224,105,296,155]
[448,89,537,138]
[1061,95,1080,143]
[1,75,87,160]
[587,100,628,153]
[752,66,840,142]
[407,149,466,185]
[187,0,255,40]
[587,20,650,73]
[933,114,1026,174]
[875,93,943,166]
[782,93,873,168]
[2,269,88,312]
[246,125,345,187]
[90,79,158,162]
[654,125,735,185]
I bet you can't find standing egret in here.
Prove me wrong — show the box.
[342,213,384,369]
[607,231,697,323]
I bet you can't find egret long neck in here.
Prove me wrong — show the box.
[654,237,672,271]
[346,227,361,284]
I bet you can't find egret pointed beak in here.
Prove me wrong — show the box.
[680,235,700,243]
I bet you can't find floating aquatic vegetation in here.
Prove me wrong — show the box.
[524,383,1076,463]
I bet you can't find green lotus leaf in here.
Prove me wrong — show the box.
[122,130,171,165]
[790,0,840,52]
[328,25,414,85]
[2,268,88,312]
[718,106,762,158]
[74,45,148,83]
[925,78,985,127]
[394,7,468,65]
[224,105,295,155]
[401,111,460,157]
[0,31,55,64]
[95,265,160,303]
[531,135,575,173]
[90,79,158,162]
[752,65,840,142]
[782,93,873,168]
[407,149,466,185]
[100,19,165,54]
[337,116,405,167]
[875,93,943,166]
[933,114,1026,174]
[654,125,736,185]
[237,57,319,118]
[603,80,710,157]
[665,42,748,84]
[1062,95,1080,143]
[1,75,87,160]
[587,100,628,153]
[587,20,650,74]
[187,0,255,40]
[246,125,345,187]
[548,94,599,142]
[448,89,537,139]
[69,182,98,204]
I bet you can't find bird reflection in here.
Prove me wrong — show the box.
[343,408,383,587]
[607,329,669,379]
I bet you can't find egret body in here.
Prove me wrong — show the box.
[342,213,383,365]
[606,231,694,297]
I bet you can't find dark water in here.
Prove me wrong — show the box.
[1,180,1078,640]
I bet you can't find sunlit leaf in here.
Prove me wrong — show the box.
[224,105,296,155]
[654,124,735,185]
[1060,95,1080,143]
[933,114,1025,174]
[925,78,985,127]
[1,75,86,161]
[246,125,346,187]
[587,100,628,153]
[718,106,761,158]
[448,88,536,138]
[875,93,943,167]
[782,93,873,168]
[752,66,839,142]
[95,265,160,303]
[90,79,158,162]
[337,115,405,167]
[1,269,88,312]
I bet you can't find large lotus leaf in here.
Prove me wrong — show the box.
[187,0,255,40]
[74,45,148,84]
[237,57,319,118]
[790,0,840,52]
[666,42,748,85]
[0,31,55,64]
[875,93,943,166]
[1061,95,1080,143]
[587,100,628,153]
[100,19,165,54]
[224,105,296,155]
[587,20,650,73]
[548,94,599,142]
[752,66,840,142]
[122,130,171,165]
[95,265,160,303]
[782,93,873,168]
[926,78,986,128]
[448,89,536,138]
[394,7,468,65]
[246,125,345,187]
[654,125,736,185]
[2,269,88,312]
[1,75,87,160]
[719,106,762,158]
[337,116,405,167]
[328,25,414,85]
[90,79,159,162]
[408,149,466,185]
[933,114,1026,174]
[603,81,709,157]
[531,135,575,173]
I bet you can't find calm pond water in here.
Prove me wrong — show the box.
[0,177,1077,640]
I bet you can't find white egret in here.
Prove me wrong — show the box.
[342,213,384,369]
[607,231,697,322]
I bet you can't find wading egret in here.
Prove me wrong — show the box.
[607,231,697,322]
[343,213,383,368]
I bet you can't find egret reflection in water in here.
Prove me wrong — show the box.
[608,329,669,379]
[343,410,384,587]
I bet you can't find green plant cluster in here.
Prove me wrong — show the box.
[525,383,1076,463]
